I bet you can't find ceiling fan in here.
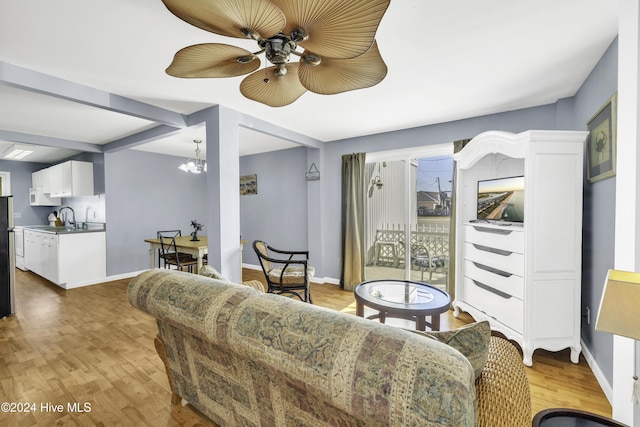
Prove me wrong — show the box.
[162,0,391,107]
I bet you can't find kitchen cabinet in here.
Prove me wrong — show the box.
[48,161,94,197]
[33,167,53,194]
[31,160,94,199]
[24,230,59,282]
[30,169,61,206]
[23,229,106,288]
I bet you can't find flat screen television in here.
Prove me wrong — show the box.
[477,176,525,223]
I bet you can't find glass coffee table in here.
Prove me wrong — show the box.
[354,280,451,331]
[532,408,627,426]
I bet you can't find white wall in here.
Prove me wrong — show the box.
[104,149,207,275]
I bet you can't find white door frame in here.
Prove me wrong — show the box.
[0,171,11,196]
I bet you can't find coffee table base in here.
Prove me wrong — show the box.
[356,304,441,331]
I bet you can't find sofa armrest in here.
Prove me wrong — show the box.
[476,336,532,427]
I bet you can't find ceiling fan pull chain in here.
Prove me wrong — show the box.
[263,52,270,83]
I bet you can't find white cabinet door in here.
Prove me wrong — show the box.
[40,167,53,194]
[48,163,66,197]
[23,231,56,282]
[31,170,42,188]
[57,232,106,285]
[51,161,94,197]
[36,232,47,276]
[45,234,59,284]
[68,161,94,196]
[24,230,37,272]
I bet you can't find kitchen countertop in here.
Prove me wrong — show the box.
[20,223,106,235]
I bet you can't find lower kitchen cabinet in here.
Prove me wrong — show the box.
[23,230,106,288]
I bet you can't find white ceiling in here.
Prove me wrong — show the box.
[0,0,620,163]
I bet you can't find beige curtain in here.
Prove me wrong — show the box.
[448,139,472,300]
[340,153,366,291]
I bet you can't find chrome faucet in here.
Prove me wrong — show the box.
[58,206,76,229]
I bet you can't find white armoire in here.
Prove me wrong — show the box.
[452,130,588,366]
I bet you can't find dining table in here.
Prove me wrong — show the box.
[144,236,249,276]
[145,235,209,272]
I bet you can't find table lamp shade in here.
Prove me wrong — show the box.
[595,269,640,340]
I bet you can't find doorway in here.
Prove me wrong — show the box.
[364,145,453,292]
[0,172,11,196]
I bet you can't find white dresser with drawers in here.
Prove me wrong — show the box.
[452,130,587,366]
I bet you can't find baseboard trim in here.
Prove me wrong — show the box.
[64,270,148,289]
[581,338,613,405]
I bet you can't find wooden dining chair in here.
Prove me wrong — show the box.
[159,235,198,273]
[157,230,189,268]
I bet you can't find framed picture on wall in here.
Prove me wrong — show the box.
[586,92,617,183]
[240,174,257,195]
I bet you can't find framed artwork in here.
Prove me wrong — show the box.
[587,92,617,183]
[240,174,257,195]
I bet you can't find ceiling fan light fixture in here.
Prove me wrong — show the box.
[237,54,257,64]
[302,53,321,66]
[290,28,308,43]
[262,34,297,65]
[274,66,287,77]
[163,0,391,106]
[241,27,261,41]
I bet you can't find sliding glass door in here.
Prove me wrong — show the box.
[364,159,408,281]
[364,146,453,293]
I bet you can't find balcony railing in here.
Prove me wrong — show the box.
[369,224,449,268]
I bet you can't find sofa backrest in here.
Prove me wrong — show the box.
[128,269,476,426]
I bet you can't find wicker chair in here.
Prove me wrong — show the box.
[253,240,315,303]
[476,335,532,427]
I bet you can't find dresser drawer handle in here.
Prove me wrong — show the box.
[473,262,512,277]
[472,280,512,299]
[472,226,513,235]
[472,243,512,256]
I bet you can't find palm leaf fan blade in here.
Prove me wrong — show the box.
[271,0,390,59]
[240,66,307,107]
[299,41,387,94]
[162,0,285,39]
[166,44,260,78]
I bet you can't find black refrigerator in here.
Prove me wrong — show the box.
[0,196,15,317]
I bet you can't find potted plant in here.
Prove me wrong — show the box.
[190,220,203,241]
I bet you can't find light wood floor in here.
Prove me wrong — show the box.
[0,269,611,426]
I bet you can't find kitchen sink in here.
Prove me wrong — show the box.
[23,224,106,234]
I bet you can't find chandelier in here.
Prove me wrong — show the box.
[179,140,207,174]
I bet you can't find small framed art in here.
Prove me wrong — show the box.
[240,174,257,195]
[587,92,617,183]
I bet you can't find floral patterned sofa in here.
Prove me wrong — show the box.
[128,269,531,426]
